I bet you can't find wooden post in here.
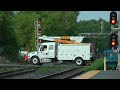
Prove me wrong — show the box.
[104,57,106,71]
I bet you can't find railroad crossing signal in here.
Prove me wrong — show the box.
[35,18,42,49]
[37,18,42,36]
[110,11,117,25]
[110,33,118,48]
[37,18,42,43]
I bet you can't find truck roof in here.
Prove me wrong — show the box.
[60,43,91,46]
[41,42,57,45]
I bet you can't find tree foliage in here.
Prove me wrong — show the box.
[12,11,79,51]
[0,11,19,60]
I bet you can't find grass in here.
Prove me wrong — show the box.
[36,59,104,73]
[82,58,104,72]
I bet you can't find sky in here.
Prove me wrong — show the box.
[77,11,111,22]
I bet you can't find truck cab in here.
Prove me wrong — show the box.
[38,42,57,59]
[28,42,57,65]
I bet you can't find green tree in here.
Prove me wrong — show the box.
[42,11,79,36]
[0,11,19,61]
[12,12,39,51]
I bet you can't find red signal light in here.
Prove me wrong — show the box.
[38,39,42,43]
[110,33,118,48]
[112,19,116,24]
[112,41,116,46]
[38,29,42,34]
[38,18,41,24]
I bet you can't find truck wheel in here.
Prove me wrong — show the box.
[31,56,40,65]
[75,58,84,66]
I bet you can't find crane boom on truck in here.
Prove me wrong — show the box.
[38,35,84,44]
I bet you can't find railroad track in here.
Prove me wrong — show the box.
[37,67,84,79]
[0,64,40,67]
[0,66,40,79]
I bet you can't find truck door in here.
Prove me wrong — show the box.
[40,45,49,58]
[48,45,55,58]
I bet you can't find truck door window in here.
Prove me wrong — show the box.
[49,45,53,50]
[43,45,47,51]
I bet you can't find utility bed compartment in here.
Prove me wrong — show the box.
[57,44,91,61]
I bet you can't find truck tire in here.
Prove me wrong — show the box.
[31,56,40,65]
[75,57,84,66]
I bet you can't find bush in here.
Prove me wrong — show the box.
[83,58,104,72]
[1,45,19,62]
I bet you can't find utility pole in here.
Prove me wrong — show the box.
[100,19,104,33]
[117,11,120,70]
[35,18,42,50]
[109,11,119,70]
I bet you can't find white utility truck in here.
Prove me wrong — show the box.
[28,36,94,66]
